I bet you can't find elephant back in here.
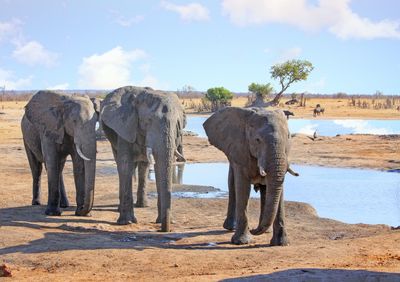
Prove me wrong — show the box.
[101,86,184,144]
[25,91,67,143]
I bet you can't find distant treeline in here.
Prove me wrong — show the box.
[0,89,398,101]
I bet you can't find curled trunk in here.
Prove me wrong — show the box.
[251,156,286,235]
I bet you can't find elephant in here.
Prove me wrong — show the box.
[100,86,186,231]
[21,90,97,216]
[203,107,294,245]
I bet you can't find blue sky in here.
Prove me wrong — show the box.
[0,0,399,94]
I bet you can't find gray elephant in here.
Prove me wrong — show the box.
[100,86,185,232]
[21,90,97,216]
[203,107,294,245]
[136,131,186,207]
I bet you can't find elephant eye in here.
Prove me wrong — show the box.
[255,137,261,143]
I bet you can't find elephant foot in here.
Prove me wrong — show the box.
[32,199,41,205]
[223,217,235,231]
[231,231,251,245]
[135,200,149,208]
[45,207,62,216]
[60,198,70,208]
[270,234,289,246]
[117,214,137,225]
[155,216,175,224]
[75,208,92,217]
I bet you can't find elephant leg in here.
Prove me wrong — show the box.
[43,142,62,216]
[270,191,289,246]
[256,184,272,233]
[176,163,184,184]
[172,165,177,183]
[153,143,174,232]
[223,164,235,231]
[71,152,85,212]
[59,157,69,208]
[24,142,43,206]
[135,161,149,207]
[116,138,137,225]
[111,147,122,213]
[231,166,251,245]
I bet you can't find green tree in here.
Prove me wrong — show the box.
[269,59,314,105]
[205,87,233,112]
[248,82,274,106]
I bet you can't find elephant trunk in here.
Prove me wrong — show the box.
[251,154,286,235]
[75,139,96,216]
[153,127,174,232]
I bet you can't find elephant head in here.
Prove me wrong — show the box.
[101,86,185,231]
[204,107,291,236]
[25,90,97,215]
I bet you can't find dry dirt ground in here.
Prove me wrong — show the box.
[0,101,399,281]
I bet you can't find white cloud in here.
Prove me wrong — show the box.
[78,46,149,89]
[0,68,33,90]
[110,10,145,27]
[161,1,210,22]
[276,47,302,63]
[222,0,400,40]
[12,40,59,67]
[136,63,159,88]
[0,18,23,43]
[115,15,145,27]
[138,74,159,89]
[46,83,69,90]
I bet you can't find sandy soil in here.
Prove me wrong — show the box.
[0,101,399,281]
[184,96,400,119]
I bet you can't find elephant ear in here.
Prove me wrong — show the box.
[100,86,139,143]
[25,90,65,144]
[203,107,254,164]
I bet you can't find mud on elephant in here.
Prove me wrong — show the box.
[204,107,296,245]
[100,86,185,232]
[21,90,97,216]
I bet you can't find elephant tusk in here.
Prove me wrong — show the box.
[76,144,91,161]
[175,150,186,162]
[146,147,155,164]
[287,167,299,177]
[259,167,267,177]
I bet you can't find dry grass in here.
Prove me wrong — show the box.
[182,96,400,119]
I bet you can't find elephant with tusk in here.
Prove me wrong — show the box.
[100,86,186,232]
[204,107,296,245]
[21,90,97,216]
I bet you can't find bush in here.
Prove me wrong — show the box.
[205,87,233,112]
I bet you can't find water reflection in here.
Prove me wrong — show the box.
[172,163,185,184]
[161,163,400,227]
[185,116,400,137]
[100,162,400,226]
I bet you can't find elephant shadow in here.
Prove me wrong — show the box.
[0,205,256,256]
[220,268,400,282]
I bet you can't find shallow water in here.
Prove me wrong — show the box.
[186,116,400,137]
[153,163,400,227]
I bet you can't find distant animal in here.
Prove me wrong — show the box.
[203,107,297,246]
[21,90,97,216]
[313,104,325,117]
[283,110,294,119]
